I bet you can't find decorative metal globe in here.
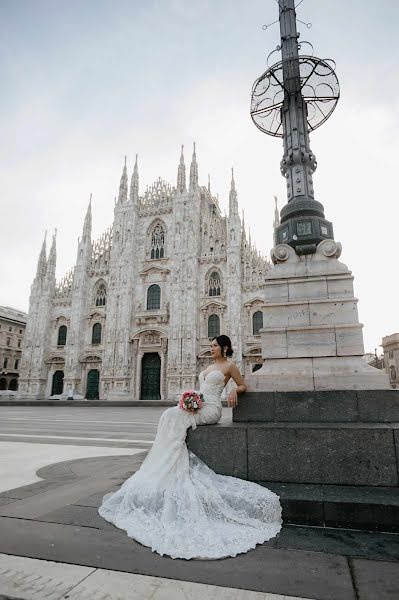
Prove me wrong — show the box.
[251,55,340,137]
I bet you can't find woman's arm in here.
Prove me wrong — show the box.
[226,363,246,407]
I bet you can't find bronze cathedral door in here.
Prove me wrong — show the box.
[86,369,100,400]
[140,353,161,400]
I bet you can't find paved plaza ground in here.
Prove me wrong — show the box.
[0,406,398,599]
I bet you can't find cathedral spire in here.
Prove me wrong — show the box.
[241,209,247,246]
[177,145,186,193]
[35,231,47,279]
[130,154,139,204]
[83,194,92,241]
[189,142,198,192]
[118,156,128,204]
[229,167,238,216]
[46,230,57,279]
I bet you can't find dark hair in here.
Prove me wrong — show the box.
[212,335,233,358]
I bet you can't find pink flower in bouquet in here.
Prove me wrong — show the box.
[178,390,204,413]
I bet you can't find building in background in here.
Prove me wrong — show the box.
[0,306,27,393]
[364,351,384,370]
[18,148,272,400]
[381,333,399,388]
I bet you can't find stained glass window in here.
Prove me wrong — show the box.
[151,224,165,259]
[147,284,161,310]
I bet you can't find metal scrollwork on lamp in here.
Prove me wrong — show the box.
[251,0,340,255]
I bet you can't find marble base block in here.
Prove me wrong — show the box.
[251,240,390,391]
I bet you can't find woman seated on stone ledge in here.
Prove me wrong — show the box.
[99,334,282,559]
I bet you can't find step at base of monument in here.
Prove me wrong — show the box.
[186,421,399,486]
[233,389,399,423]
[260,482,399,533]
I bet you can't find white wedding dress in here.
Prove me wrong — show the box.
[98,369,282,559]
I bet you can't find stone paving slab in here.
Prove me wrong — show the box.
[63,568,313,600]
[0,517,356,600]
[38,504,118,531]
[1,452,399,598]
[0,554,313,600]
[352,557,399,600]
[74,488,120,507]
[0,455,143,520]
[0,553,94,600]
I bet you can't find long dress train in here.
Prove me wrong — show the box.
[98,369,282,559]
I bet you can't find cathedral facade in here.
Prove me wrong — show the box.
[18,146,271,400]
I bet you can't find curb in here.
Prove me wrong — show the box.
[0,400,230,407]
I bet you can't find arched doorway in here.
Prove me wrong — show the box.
[86,369,100,400]
[0,378,6,390]
[140,353,161,400]
[9,379,18,391]
[51,370,64,395]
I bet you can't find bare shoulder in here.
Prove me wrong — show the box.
[227,362,240,376]
[227,362,245,385]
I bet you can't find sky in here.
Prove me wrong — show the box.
[0,0,398,353]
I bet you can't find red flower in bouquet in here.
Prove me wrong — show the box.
[178,390,204,413]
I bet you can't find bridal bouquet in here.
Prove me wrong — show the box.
[178,390,204,413]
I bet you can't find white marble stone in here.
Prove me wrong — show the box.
[313,356,390,390]
[326,275,355,298]
[287,277,328,301]
[287,327,337,358]
[261,330,288,359]
[308,299,359,327]
[263,303,310,329]
[258,240,390,390]
[246,358,314,392]
[335,325,365,356]
[264,280,289,303]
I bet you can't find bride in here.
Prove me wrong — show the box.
[98,335,282,560]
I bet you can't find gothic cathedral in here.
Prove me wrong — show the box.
[18,145,271,400]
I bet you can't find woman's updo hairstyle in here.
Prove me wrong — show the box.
[212,335,234,358]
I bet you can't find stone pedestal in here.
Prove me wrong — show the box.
[187,388,399,531]
[246,240,389,392]
[187,242,395,531]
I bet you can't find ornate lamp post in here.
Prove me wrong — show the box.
[251,0,339,254]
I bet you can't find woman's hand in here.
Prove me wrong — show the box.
[227,389,238,408]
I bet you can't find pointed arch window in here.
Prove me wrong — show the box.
[9,378,18,391]
[151,224,165,259]
[147,284,161,310]
[208,271,221,297]
[57,325,67,346]
[92,323,102,345]
[95,284,106,307]
[252,310,263,335]
[208,314,220,338]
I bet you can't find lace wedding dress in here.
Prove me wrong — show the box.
[98,369,282,559]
